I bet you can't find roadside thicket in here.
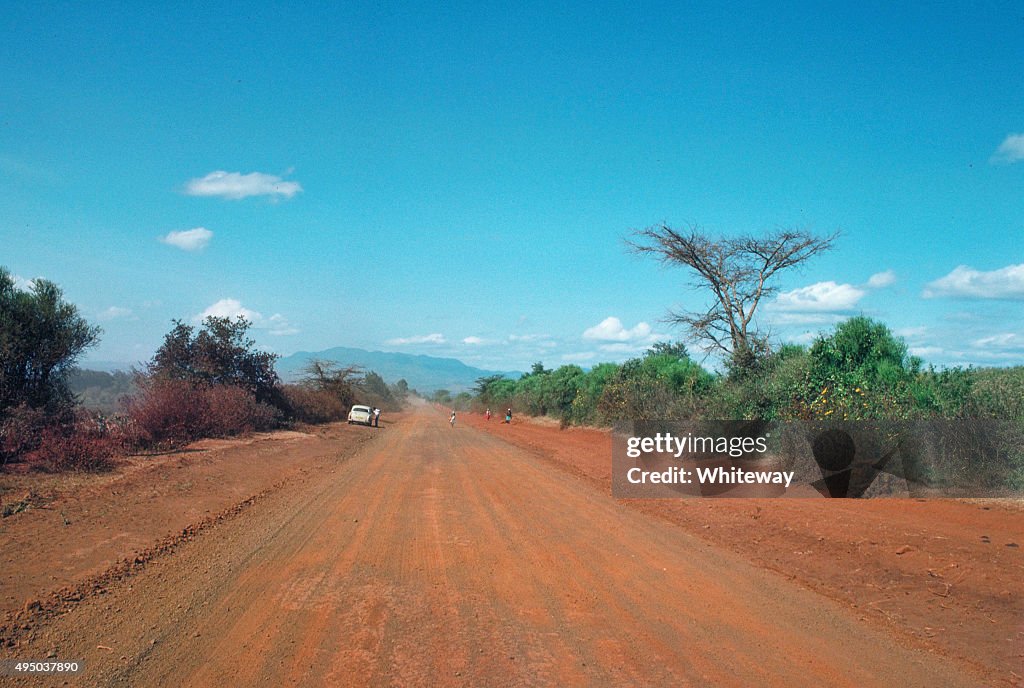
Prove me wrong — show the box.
[0,268,111,471]
[472,318,1024,427]
[2,265,406,471]
[123,323,408,448]
[121,317,284,448]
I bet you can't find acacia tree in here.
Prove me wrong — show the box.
[300,359,362,409]
[630,224,838,373]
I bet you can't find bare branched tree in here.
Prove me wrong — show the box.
[301,359,364,404]
[630,224,838,371]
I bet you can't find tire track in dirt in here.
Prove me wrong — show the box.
[1,406,991,687]
[453,426,882,687]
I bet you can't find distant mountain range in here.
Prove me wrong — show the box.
[80,347,518,394]
[275,347,521,393]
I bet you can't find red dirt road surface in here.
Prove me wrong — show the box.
[1,405,1020,686]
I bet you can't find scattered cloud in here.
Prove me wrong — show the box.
[867,270,897,288]
[160,227,213,251]
[10,274,36,291]
[583,317,654,342]
[561,351,597,362]
[463,336,498,345]
[579,317,665,357]
[98,306,134,321]
[183,170,302,200]
[195,298,298,336]
[786,331,818,345]
[909,346,944,358]
[923,264,1024,300]
[386,333,446,346]
[972,333,1024,353]
[264,314,300,336]
[198,298,261,322]
[990,133,1024,165]
[772,281,866,312]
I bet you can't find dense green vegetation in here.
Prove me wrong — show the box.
[4,255,1022,477]
[1,268,100,415]
[1,267,407,471]
[472,317,1024,427]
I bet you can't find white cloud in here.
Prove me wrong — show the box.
[867,270,897,288]
[583,317,654,342]
[184,170,302,200]
[923,264,1024,300]
[198,298,261,322]
[386,333,446,346]
[10,274,36,291]
[462,336,485,345]
[98,306,134,321]
[972,333,1024,352]
[265,313,300,336]
[909,346,944,358]
[990,133,1024,164]
[195,298,298,336]
[958,333,1024,362]
[509,334,549,342]
[772,281,866,312]
[160,227,213,251]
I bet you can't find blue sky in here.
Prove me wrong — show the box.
[2,2,1022,372]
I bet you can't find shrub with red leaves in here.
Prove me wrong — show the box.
[280,384,348,424]
[203,384,281,437]
[25,417,116,472]
[1,404,51,466]
[122,378,280,449]
[2,407,117,472]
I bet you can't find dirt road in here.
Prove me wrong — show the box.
[1,407,1001,686]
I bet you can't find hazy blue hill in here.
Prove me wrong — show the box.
[276,347,520,393]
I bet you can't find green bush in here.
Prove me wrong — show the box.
[1,268,100,415]
[801,317,920,420]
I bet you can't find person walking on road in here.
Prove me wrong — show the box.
[373,407,381,428]
[505,407,512,424]
[450,409,457,428]
[485,408,492,421]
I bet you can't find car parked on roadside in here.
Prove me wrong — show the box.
[347,404,374,426]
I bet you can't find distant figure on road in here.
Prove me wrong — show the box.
[373,407,381,428]
[505,408,512,424]
[450,409,457,428]
[485,408,491,421]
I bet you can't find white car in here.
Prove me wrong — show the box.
[347,404,374,426]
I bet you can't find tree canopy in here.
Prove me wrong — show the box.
[1,268,100,413]
[147,316,280,404]
[630,224,837,372]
